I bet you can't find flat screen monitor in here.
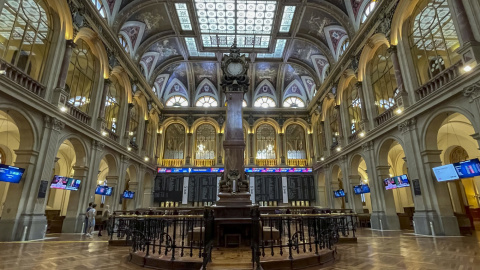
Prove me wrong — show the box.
[333,189,345,198]
[433,164,460,182]
[384,178,397,190]
[95,185,113,196]
[50,175,68,189]
[123,190,135,199]
[393,175,410,188]
[65,178,81,191]
[361,184,370,193]
[0,164,25,184]
[453,158,480,178]
[353,185,362,195]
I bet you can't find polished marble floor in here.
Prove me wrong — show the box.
[0,229,479,270]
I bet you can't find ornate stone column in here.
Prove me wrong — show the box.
[98,78,111,121]
[348,175,364,214]
[124,103,134,138]
[388,46,409,108]
[355,81,369,130]
[52,40,76,106]
[186,132,193,165]
[308,132,314,164]
[334,105,343,143]
[62,166,89,233]
[142,120,149,151]
[451,0,480,67]
[278,132,285,165]
[319,121,326,158]
[376,165,401,230]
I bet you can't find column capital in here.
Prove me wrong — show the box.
[104,78,112,85]
[386,45,397,54]
[355,81,362,89]
[361,140,374,152]
[92,140,105,152]
[128,102,135,109]
[398,117,416,133]
[44,115,65,132]
[463,80,480,102]
[66,39,77,49]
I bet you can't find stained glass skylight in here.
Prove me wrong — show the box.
[257,39,286,58]
[175,3,193,31]
[185,37,215,57]
[195,0,277,48]
[279,6,295,32]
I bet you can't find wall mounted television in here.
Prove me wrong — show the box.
[0,164,25,184]
[95,185,113,196]
[354,184,371,194]
[432,164,459,182]
[65,178,81,191]
[383,178,397,190]
[50,175,68,189]
[122,190,135,199]
[333,189,345,198]
[393,174,410,188]
[453,158,480,178]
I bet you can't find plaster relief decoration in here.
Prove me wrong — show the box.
[104,0,122,24]
[289,39,323,71]
[311,55,330,83]
[139,52,159,80]
[254,79,277,104]
[345,0,372,28]
[254,62,279,89]
[193,62,218,87]
[164,123,185,160]
[164,78,189,102]
[153,74,170,100]
[302,76,317,100]
[130,4,171,43]
[140,38,181,80]
[119,21,146,57]
[283,64,312,90]
[195,79,219,102]
[284,79,307,100]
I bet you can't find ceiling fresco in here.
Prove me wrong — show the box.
[94,0,375,108]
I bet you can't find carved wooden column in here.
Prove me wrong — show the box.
[223,91,246,178]
[53,40,76,106]
[387,46,409,107]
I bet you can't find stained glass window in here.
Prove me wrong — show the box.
[257,39,286,58]
[194,0,277,48]
[409,0,460,85]
[196,96,218,107]
[256,124,276,160]
[254,96,275,108]
[164,124,185,160]
[175,3,193,31]
[286,124,306,160]
[195,124,216,160]
[166,96,189,107]
[279,6,296,32]
[185,37,215,57]
[283,97,305,108]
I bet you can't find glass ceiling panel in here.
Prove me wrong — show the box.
[279,6,295,33]
[185,37,216,57]
[175,3,193,31]
[195,0,277,48]
[257,39,285,58]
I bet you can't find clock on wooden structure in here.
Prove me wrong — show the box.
[221,41,249,92]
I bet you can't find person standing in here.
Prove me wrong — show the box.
[98,205,111,237]
[86,204,97,237]
[84,202,93,235]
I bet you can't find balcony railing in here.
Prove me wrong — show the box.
[194,159,215,167]
[374,104,397,126]
[0,58,45,97]
[348,131,358,142]
[415,61,462,100]
[163,159,183,167]
[256,159,277,166]
[286,159,307,167]
[66,103,91,125]
[105,128,119,141]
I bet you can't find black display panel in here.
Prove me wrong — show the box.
[254,175,282,202]
[154,174,183,202]
[188,174,217,202]
[287,175,315,201]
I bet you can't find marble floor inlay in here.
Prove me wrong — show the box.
[0,229,479,269]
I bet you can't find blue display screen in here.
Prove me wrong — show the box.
[244,167,313,173]
[453,158,480,178]
[0,164,25,184]
[353,184,370,194]
[333,189,345,198]
[123,190,135,199]
[157,168,225,173]
[95,186,113,196]
[65,178,81,191]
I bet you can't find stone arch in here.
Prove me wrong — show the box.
[349,153,369,177]
[161,117,189,133]
[45,0,73,39]
[376,136,406,167]
[74,27,110,79]
[111,66,133,103]
[195,79,219,102]
[253,80,277,104]
[0,106,38,151]
[358,33,390,81]
[191,117,221,134]
[163,78,189,102]
[283,80,307,103]
[282,119,310,134]
[54,134,89,168]
[337,69,357,103]
[99,153,119,177]
[252,118,281,134]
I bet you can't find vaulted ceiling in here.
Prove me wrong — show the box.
[95,0,375,109]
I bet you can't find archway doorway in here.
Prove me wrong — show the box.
[350,155,372,214]
[331,165,344,209]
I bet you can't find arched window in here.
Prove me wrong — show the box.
[408,0,460,85]
[196,96,218,107]
[163,124,185,161]
[256,124,276,162]
[195,124,216,166]
[129,100,139,143]
[344,78,361,134]
[119,35,129,54]
[0,0,53,81]
[105,76,123,133]
[254,97,276,108]
[339,39,349,57]
[328,104,339,145]
[144,120,153,152]
[370,44,397,115]
[166,96,188,107]
[91,0,106,18]
[0,148,6,164]
[283,97,305,108]
[361,0,377,24]
[286,124,306,165]
[67,39,97,113]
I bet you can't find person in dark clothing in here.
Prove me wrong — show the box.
[84,202,93,234]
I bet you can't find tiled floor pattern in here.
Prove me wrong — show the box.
[0,229,479,269]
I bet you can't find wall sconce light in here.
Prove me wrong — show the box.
[395,108,402,115]
[127,146,132,151]
[320,157,325,161]
[144,157,150,162]
[129,131,133,136]
[336,147,341,152]
[463,65,472,72]
[101,131,108,136]
[359,131,365,138]
[60,106,67,112]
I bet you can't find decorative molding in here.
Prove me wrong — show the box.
[463,80,480,102]
[361,141,374,151]
[93,140,105,151]
[44,116,65,132]
[397,117,417,133]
